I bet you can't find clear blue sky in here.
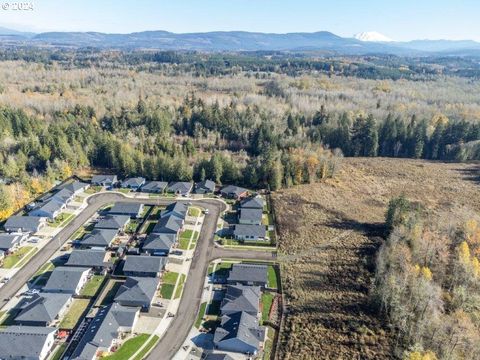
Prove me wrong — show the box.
[2,0,479,41]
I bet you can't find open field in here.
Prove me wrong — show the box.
[272,157,480,360]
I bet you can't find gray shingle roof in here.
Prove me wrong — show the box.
[123,255,166,275]
[166,182,193,195]
[141,181,168,193]
[62,180,89,194]
[240,196,265,209]
[214,311,265,350]
[29,198,64,217]
[71,303,138,360]
[91,175,118,185]
[115,277,158,306]
[81,229,118,248]
[108,202,143,217]
[51,188,74,203]
[152,215,182,234]
[142,233,176,252]
[162,202,188,219]
[0,233,23,251]
[195,179,215,193]
[14,292,71,324]
[0,326,57,360]
[233,224,266,238]
[121,177,146,188]
[94,215,131,230]
[66,249,107,268]
[228,263,268,285]
[4,216,45,233]
[221,185,248,197]
[239,209,263,223]
[44,266,90,293]
[221,285,261,315]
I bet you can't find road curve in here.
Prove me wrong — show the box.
[146,204,277,360]
[0,193,175,306]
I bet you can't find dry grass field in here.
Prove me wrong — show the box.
[272,157,480,359]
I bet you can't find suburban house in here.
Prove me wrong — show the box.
[142,233,176,256]
[43,266,91,295]
[233,224,266,241]
[238,208,263,225]
[91,174,118,188]
[29,198,66,219]
[240,196,265,210]
[213,311,265,355]
[4,216,47,234]
[65,249,112,273]
[60,180,90,195]
[50,188,75,204]
[80,229,119,249]
[166,181,193,196]
[0,233,28,253]
[140,181,168,193]
[13,292,72,327]
[227,263,268,287]
[114,276,158,311]
[152,215,183,236]
[160,202,188,220]
[220,185,248,200]
[94,215,131,231]
[220,285,261,316]
[194,179,216,194]
[120,177,146,191]
[108,202,144,218]
[0,326,57,360]
[123,255,167,277]
[70,303,139,360]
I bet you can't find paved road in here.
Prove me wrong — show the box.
[146,204,277,360]
[0,191,276,360]
[0,193,175,306]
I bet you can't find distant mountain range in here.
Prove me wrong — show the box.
[0,26,479,55]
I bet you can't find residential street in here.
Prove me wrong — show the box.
[0,192,276,360]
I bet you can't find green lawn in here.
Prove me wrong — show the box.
[50,343,67,360]
[80,275,105,297]
[103,334,150,360]
[85,186,102,194]
[195,302,207,328]
[132,335,159,360]
[117,188,131,194]
[261,292,275,323]
[160,284,175,299]
[59,299,90,329]
[178,230,199,250]
[210,262,233,277]
[160,271,180,299]
[188,207,201,217]
[267,265,279,289]
[49,212,75,228]
[174,274,186,299]
[3,246,36,269]
[125,220,139,234]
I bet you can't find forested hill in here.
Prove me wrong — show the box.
[0,50,479,219]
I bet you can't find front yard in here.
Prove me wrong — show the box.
[159,271,179,299]
[178,229,199,250]
[2,246,37,269]
[103,334,150,360]
[49,212,75,228]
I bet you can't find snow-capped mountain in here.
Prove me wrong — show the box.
[354,31,393,42]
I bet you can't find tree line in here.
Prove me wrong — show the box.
[374,196,480,359]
